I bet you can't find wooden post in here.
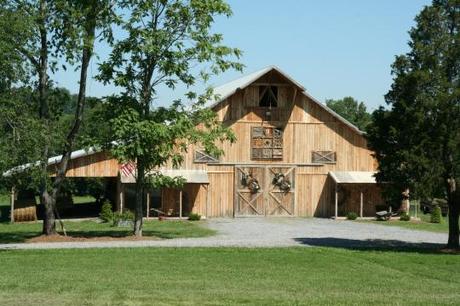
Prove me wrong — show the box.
[334,184,338,220]
[146,192,150,220]
[179,190,183,219]
[10,187,15,223]
[360,191,364,218]
[120,184,124,213]
[205,185,210,218]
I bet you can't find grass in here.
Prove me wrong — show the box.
[0,220,215,244]
[0,247,458,305]
[359,211,449,234]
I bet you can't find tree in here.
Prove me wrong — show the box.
[96,0,242,236]
[325,97,372,131]
[367,0,460,249]
[0,0,116,234]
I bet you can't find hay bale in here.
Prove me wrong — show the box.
[13,190,37,222]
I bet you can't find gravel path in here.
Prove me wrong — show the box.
[0,218,448,250]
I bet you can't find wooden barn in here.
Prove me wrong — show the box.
[7,66,383,221]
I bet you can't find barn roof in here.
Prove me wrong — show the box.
[329,171,377,184]
[207,66,364,135]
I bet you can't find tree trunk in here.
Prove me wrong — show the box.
[134,161,145,237]
[37,0,55,234]
[41,191,56,235]
[446,178,459,249]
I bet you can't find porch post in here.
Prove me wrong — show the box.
[146,192,150,220]
[120,184,124,213]
[10,187,15,223]
[334,183,338,219]
[360,191,364,218]
[179,189,183,219]
[205,184,210,218]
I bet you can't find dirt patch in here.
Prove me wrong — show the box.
[26,234,161,243]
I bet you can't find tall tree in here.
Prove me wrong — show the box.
[367,0,460,249]
[0,0,116,234]
[326,97,372,131]
[97,0,242,236]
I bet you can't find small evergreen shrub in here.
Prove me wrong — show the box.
[188,213,201,221]
[430,205,442,224]
[346,212,358,220]
[99,201,114,223]
[399,212,411,221]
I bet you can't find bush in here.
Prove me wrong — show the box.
[188,213,201,221]
[346,212,358,220]
[399,212,411,221]
[99,201,114,223]
[430,205,442,224]
[112,210,135,227]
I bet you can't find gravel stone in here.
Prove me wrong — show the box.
[0,218,447,250]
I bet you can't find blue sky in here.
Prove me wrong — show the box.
[53,0,431,111]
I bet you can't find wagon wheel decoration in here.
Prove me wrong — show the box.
[241,171,261,194]
[272,172,291,192]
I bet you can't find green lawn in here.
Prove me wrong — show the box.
[359,212,449,233]
[0,247,458,305]
[0,220,215,243]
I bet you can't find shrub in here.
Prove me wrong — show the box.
[346,212,358,220]
[112,210,135,227]
[399,212,411,221]
[188,213,201,221]
[99,201,114,223]
[430,205,442,224]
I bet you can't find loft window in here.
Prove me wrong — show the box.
[259,86,278,107]
[312,151,337,164]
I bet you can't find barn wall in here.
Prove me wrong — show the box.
[49,152,120,177]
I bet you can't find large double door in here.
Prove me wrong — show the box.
[234,165,295,216]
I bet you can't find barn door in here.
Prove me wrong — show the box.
[234,166,265,216]
[234,166,295,216]
[266,166,295,216]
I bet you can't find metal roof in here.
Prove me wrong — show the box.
[121,169,209,184]
[329,171,377,184]
[2,147,100,177]
[206,66,364,135]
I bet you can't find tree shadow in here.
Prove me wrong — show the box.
[293,237,449,254]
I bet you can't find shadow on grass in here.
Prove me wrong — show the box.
[294,237,448,254]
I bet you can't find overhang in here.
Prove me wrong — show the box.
[329,171,377,184]
[120,169,209,184]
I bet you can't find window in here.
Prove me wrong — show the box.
[251,126,283,160]
[312,151,336,164]
[194,150,219,163]
[259,86,278,107]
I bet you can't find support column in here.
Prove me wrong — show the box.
[120,184,124,213]
[10,187,15,223]
[360,191,364,218]
[146,192,150,220]
[179,190,183,219]
[205,184,210,218]
[334,184,338,220]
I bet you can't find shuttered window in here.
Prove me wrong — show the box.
[312,151,336,164]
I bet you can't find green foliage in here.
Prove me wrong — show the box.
[399,212,411,222]
[99,200,113,223]
[188,213,201,221]
[112,210,135,227]
[366,0,460,247]
[346,212,358,220]
[430,206,442,224]
[326,97,372,130]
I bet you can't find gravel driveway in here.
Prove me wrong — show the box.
[0,218,448,250]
